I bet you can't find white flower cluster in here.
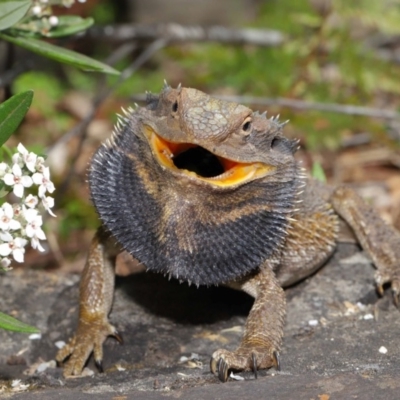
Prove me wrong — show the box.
[30,0,87,27]
[0,144,55,270]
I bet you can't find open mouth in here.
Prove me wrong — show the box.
[145,126,275,187]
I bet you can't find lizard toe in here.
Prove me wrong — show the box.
[391,278,400,308]
[210,346,279,382]
[217,357,230,382]
[251,353,258,379]
[57,320,120,377]
[375,270,400,307]
[273,350,281,371]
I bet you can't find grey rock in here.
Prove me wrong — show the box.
[0,243,399,399]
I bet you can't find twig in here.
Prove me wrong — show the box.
[86,23,284,47]
[103,42,138,66]
[0,46,34,91]
[130,93,400,120]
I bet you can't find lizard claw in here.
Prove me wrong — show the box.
[251,353,258,379]
[56,319,120,377]
[210,346,280,382]
[217,358,229,382]
[374,270,400,307]
[210,357,230,382]
[273,350,281,371]
[210,357,217,375]
[391,280,400,308]
[114,330,124,344]
[95,360,104,373]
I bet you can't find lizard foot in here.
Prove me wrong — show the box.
[375,270,400,308]
[56,319,122,377]
[210,347,280,382]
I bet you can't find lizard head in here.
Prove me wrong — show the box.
[142,85,298,189]
[89,84,303,286]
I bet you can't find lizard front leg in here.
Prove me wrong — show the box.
[56,227,122,376]
[331,186,400,305]
[210,264,285,382]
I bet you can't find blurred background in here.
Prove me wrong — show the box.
[1,0,400,274]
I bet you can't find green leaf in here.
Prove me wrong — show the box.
[0,90,33,147]
[9,16,94,39]
[0,312,40,333]
[0,181,10,197]
[43,16,94,38]
[0,1,31,31]
[311,161,326,183]
[0,33,120,75]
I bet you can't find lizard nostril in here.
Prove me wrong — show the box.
[271,137,280,149]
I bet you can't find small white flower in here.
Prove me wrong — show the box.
[12,153,24,168]
[17,143,28,155]
[24,208,46,252]
[25,194,39,209]
[0,162,9,177]
[32,5,42,15]
[24,209,45,239]
[42,196,56,217]
[35,156,45,172]
[0,231,12,242]
[0,203,21,231]
[0,237,27,263]
[32,166,55,198]
[12,204,23,219]
[62,0,74,7]
[31,236,45,252]
[3,164,33,198]
[49,16,59,26]
[17,143,38,173]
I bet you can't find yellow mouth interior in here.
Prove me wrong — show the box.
[145,126,275,187]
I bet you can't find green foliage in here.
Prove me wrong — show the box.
[0,90,40,333]
[0,0,119,75]
[0,90,33,146]
[58,197,99,239]
[0,90,27,207]
[311,161,326,182]
[13,72,72,140]
[65,68,98,93]
[13,15,94,38]
[13,72,64,112]
[0,311,39,333]
[91,1,116,25]
[154,0,400,150]
[0,0,30,30]
[0,33,119,74]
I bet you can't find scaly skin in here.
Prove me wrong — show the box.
[211,265,285,381]
[56,84,400,381]
[331,187,400,304]
[55,228,122,375]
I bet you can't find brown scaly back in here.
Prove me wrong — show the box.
[89,84,303,286]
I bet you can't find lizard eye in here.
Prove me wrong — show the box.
[172,100,178,113]
[242,118,252,134]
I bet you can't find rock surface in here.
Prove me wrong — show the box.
[0,243,399,399]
